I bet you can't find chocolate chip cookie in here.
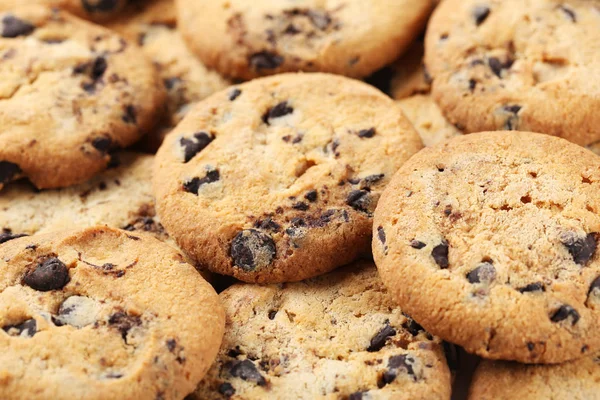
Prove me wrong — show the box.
[0,0,131,21]
[176,0,434,80]
[425,0,600,145]
[0,6,165,190]
[190,261,452,400]
[0,226,225,400]
[374,131,600,363]
[106,0,230,152]
[469,352,600,399]
[153,73,423,283]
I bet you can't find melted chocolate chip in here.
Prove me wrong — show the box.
[92,136,112,153]
[550,305,580,324]
[22,257,70,292]
[229,88,242,101]
[410,240,426,249]
[377,226,386,245]
[230,360,266,386]
[81,0,120,12]
[367,322,397,352]
[230,229,276,271]
[263,101,294,124]
[466,262,496,284]
[561,232,597,265]
[1,15,35,38]
[346,190,372,213]
[518,282,545,293]
[473,5,490,25]
[2,318,36,338]
[0,161,20,184]
[357,128,376,138]
[0,232,27,244]
[218,382,236,397]
[183,169,220,194]
[180,132,214,163]
[381,355,415,386]
[304,190,317,202]
[249,51,283,71]
[108,312,141,341]
[431,241,449,268]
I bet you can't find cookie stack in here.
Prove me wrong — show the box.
[0,0,599,399]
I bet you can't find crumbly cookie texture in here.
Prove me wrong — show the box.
[425,0,600,145]
[0,6,165,190]
[153,73,423,283]
[374,131,600,363]
[390,42,432,100]
[0,0,131,21]
[397,95,461,147]
[176,0,434,80]
[469,352,600,400]
[106,0,230,152]
[0,226,225,400]
[191,261,452,400]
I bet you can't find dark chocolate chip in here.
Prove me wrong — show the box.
[22,257,70,292]
[304,190,317,202]
[92,136,112,153]
[183,169,220,195]
[588,276,600,299]
[473,5,490,25]
[228,347,243,358]
[469,79,477,91]
[503,105,522,114]
[249,51,283,71]
[410,240,426,249]
[122,105,137,124]
[0,232,27,244]
[561,232,597,265]
[559,5,577,22]
[292,202,309,211]
[218,382,236,398]
[518,282,545,293]
[377,226,386,245]
[91,56,107,80]
[81,0,120,12]
[1,15,35,38]
[346,190,371,213]
[488,57,513,78]
[357,128,376,138]
[2,318,36,338]
[262,101,294,124]
[348,392,366,400]
[367,322,397,352]
[0,161,21,184]
[255,217,281,232]
[382,355,415,386]
[230,360,266,386]
[466,262,496,284]
[230,229,276,271]
[180,132,214,163]
[166,339,176,352]
[363,174,385,186]
[402,316,424,337]
[108,312,141,340]
[229,88,242,101]
[550,304,580,324]
[268,310,277,320]
[431,241,449,268]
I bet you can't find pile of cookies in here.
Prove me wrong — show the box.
[1,0,599,399]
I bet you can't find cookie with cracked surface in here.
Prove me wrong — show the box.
[0,226,225,400]
[468,352,600,399]
[105,0,230,152]
[0,0,131,21]
[425,0,600,145]
[397,95,462,147]
[0,6,165,190]
[374,131,600,363]
[390,42,432,100]
[176,0,434,80]
[189,261,452,400]
[153,73,422,283]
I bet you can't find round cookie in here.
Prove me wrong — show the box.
[0,0,131,21]
[176,0,434,80]
[153,73,423,283]
[397,95,462,147]
[425,0,600,145]
[468,353,600,399]
[0,6,165,190]
[373,131,600,363]
[0,226,225,400]
[190,261,452,400]
[105,0,230,152]
[390,42,432,100]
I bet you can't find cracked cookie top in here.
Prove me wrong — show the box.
[0,6,165,190]
[175,0,434,80]
[190,261,452,400]
[374,131,600,363]
[0,226,224,400]
[425,0,600,145]
[153,73,422,283]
